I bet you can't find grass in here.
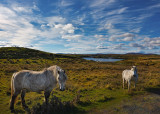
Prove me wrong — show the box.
[0,47,160,113]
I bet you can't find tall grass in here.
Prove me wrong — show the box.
[0,47,160,113]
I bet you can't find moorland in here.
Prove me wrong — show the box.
[0,47,160,114]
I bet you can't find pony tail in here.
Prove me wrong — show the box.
[11,75,14,97]
[11,73,16,97]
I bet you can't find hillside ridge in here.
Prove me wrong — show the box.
[0,47,67,59]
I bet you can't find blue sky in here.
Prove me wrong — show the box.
[0,0,160,54]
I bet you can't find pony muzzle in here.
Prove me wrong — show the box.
[60,88,65,91]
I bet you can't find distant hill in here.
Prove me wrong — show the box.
[0,47,68,59]
[126,52,158,55]
[126,53,144,55]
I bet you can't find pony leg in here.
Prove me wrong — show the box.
[21,89,28,108]
[123,78,125,89]
[134,81,136,88]
[128,81,130,91]
[44,91,51,105]
[10,90,21,111]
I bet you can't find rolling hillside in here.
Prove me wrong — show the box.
[0,47,160,114]
[0,47,70,59]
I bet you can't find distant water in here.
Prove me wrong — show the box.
[83,57,123,62]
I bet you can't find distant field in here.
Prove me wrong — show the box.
[0,47,160,113]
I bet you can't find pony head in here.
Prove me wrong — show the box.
[131,66,137,71]
[131,66,137,76]
[57,69,67,91]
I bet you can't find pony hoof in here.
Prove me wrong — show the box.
[10,107,14,112]
[23,105,28,109]
[11,109,15,113]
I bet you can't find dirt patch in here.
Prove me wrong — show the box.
[91,93,160,114]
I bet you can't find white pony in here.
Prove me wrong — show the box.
[10,65,67,112]
[122,66,138,91]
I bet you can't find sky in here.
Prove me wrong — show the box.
[0,0,160,54]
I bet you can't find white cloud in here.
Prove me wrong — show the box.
[136,14,153,21]
[147,3,160,10]
[89,0,115,8]
[106,7,128,16]
[53,23,75,34]
[109,33,135,41]
[54,24,63,29]
[0,41,10,47]
[46,16,66,25]
[129,43,145,49]
[99,22,114,31]
[63,24,75,34]
[142,37,160,49]
[0,41,33,47]
[125,37,160,51]
[72,14,86,25]
[62,36,100,53]
[12,6,32,13]
[0,5,16,16]
[112,43,126,50]
[109,36,116,41]
[9,27,40,46]
[130,27,141,33]
[96,45,108,49]
[95,34,105,39]
[60,0,73,7]
[97,14,125,34]
[94,35,109,46]
[122,37,133,41]
[149,38,160,46]
[119,32,135,38]
[94,35,104,38]
[62,34,82,41]
[0,4,42,46]
[0,3,79,48]
[0,31,13,40]
[0,0,159,54]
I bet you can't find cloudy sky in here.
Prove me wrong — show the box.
[0,0,160,54]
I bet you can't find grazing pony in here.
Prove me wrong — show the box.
[122,66,138,91]
[10,65,67,111]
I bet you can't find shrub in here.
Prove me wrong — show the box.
[31,96,82,114]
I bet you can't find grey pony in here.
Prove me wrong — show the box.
[10,65,67,111]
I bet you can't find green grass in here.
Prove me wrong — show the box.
[0,47,160,113]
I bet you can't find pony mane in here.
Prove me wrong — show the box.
[47,65,60,70]
[46,65,61,78]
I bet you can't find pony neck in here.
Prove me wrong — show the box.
[132,68,137,77]
[131,68,136,75]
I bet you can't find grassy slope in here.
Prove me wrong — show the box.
[0,47,160,113]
